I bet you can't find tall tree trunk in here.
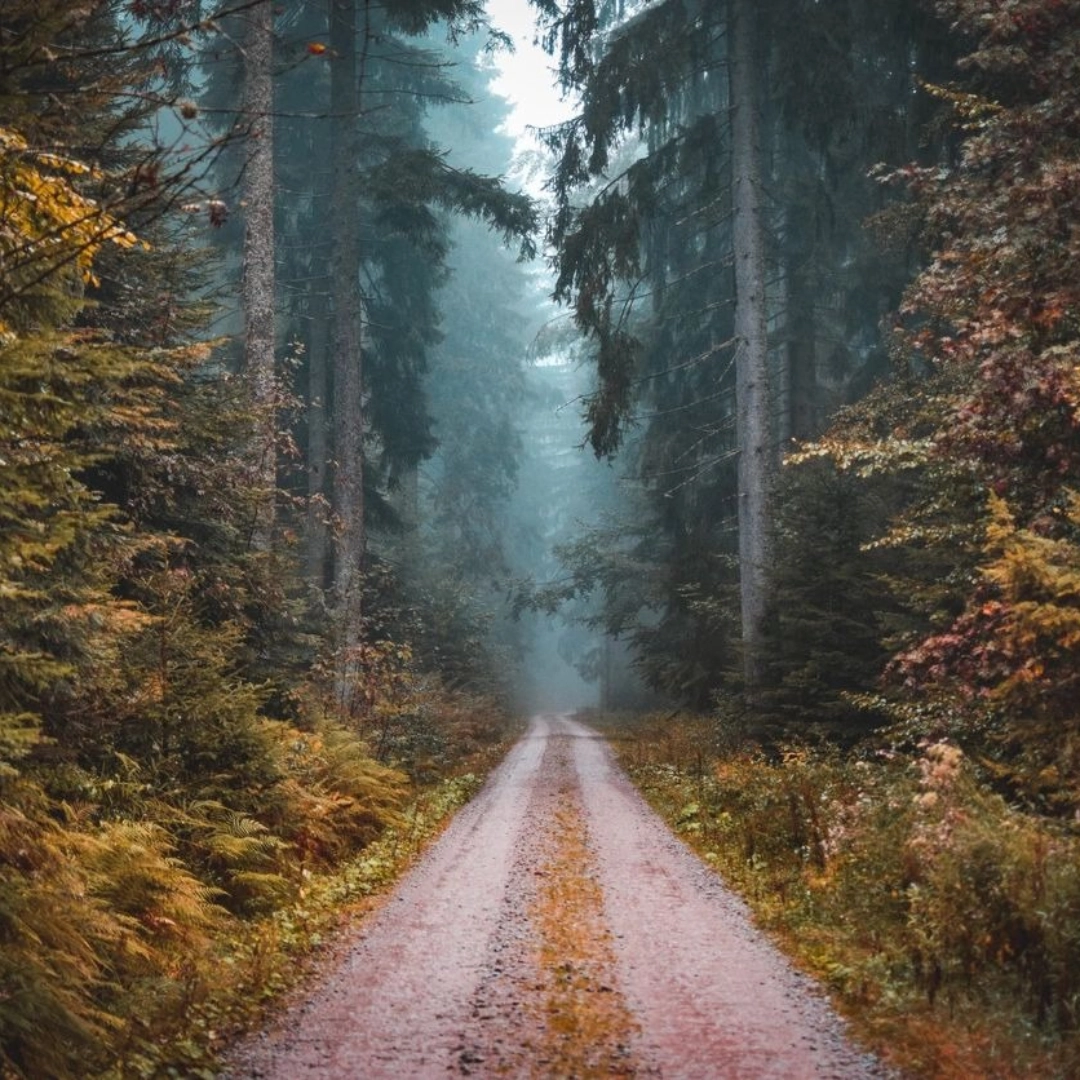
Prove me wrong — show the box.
[729,0,773,691]
[305,272,330,586]
[329,0,365,663]
[241,0,277,550]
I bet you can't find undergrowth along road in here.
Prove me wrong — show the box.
[225,715,891,1078]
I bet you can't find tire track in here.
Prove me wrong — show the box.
[565,715,890,1079]
[225,715,891,1079]
[227,718,551,1078]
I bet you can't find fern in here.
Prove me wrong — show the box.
[176,801,293,914]
[83,820,221,957]
[0,783,120,1079]
[259,719,407,865]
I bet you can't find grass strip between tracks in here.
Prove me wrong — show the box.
[528,792,640,1078]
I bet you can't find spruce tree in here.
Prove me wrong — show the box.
[264,0,535,709]
[812,0,1080,797]
[538,0,953,707]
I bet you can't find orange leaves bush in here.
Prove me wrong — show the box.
[616,713,1080,1064]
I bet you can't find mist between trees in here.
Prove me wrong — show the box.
[2,0,1080,1076]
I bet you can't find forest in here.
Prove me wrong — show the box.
[1,0,1079,1076]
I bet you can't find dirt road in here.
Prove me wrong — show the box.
[226,715,891,1078]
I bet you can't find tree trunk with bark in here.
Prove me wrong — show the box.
[729,0,774,691]
[329,0,366,666]
[241,0,277,550]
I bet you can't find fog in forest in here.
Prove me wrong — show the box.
[326,1,660,716]
[10,3,1080,1071]
[197,0,937,718]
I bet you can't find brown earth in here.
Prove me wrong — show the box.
[224,715,895,1079]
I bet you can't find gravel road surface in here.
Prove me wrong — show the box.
[225,714,892,1079]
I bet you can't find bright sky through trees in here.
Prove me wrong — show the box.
[487,0,572,140]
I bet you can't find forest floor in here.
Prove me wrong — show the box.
[223,714,895,1079]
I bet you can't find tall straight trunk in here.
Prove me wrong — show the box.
[329,0,365,654]
[241,0,276,549]
[305,273,330,586]
[729,0,773,690]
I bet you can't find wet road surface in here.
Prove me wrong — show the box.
[225,714,891,1079]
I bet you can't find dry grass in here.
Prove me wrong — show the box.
[603,710,1080,1080]
[529,794,640,1077]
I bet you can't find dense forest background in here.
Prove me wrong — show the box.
[2,0,1079,1076]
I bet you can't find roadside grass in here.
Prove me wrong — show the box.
[592,710,1080,1080]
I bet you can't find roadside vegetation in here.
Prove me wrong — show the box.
[120,723,508,1080]
[0,5,525,1078]
[5,671,515,1080]
[4,2,1080,1077]
[600,711,1080,1080]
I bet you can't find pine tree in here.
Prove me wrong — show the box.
[264,0,535,709]
[538,0,946,703]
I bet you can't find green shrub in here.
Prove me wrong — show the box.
[613,713,1080,1076]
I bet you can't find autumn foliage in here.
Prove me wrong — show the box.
[0,5,514,1078]
[781,0,1080,807]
